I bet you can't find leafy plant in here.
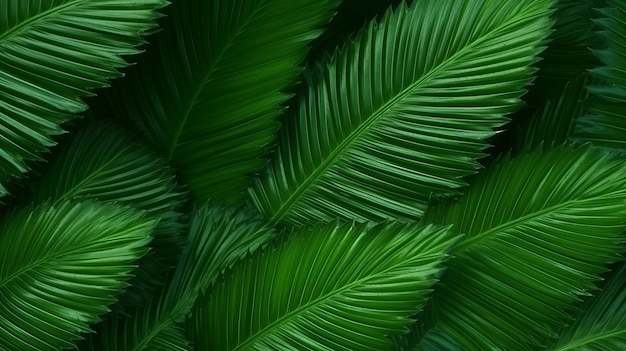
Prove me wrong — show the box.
[1,0,626,350]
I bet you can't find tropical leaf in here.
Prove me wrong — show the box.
[547,263,626,351]
[250,0,553,227]
[80,204,276,351]
[0,0,166,198]
[98,0,340,204]
[30,121,187,307]
[514,73,596,151]
[190,221,458,350]
[420,145,626,350]
[0,201,155,351]
[573,0,626,151]
[526,0,600,104]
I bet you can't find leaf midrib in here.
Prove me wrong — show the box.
[166,1,269,158]
[233,252,442,350]
[555,328,626,351]
[270,9,527,222]
[0,0,83,44]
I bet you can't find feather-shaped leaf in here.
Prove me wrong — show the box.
[190,222,458,350]
[30,121,187,307]
[0,201,155,351]
[573,0,626,150]
[548,263,626,351]
[0,0,166,197]
[99,0,339,204]
[80,204,276,351]
[420,145,626,350]
[250,0,553,226]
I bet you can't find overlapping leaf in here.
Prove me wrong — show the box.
[30,122,187,307]
[0,201,155,351]
[547,263,626,351]
[250,0,553,226]
[190,222,458,350]
[80,204,276,351]
[0,0,166,197]
[420,145,626,350]
[100,0,339,204]
[574,0,626,150]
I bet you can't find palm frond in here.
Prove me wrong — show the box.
[99,0,340,204]
[548,263,626,351]
[0,0,166,197]
[0,201,155,351]
[250,0,553,227]
[81,204,276,351]
[30,121,187,308]
[573,0,626,150]
[514,73,596,151]
[420,145,626,350]
[190,221,458,350]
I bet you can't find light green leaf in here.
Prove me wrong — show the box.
[548,263,626,351]
[100,0,339,204]
[250,0,553,227]
[80,204,276,351]
[573,0,626,150]
[30,121,187,308]
[190,221,458,350]
[421,145,626,350]
[0,0,166,197]
[0,201,155,351]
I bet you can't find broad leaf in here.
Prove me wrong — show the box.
[100,0,339,204]
[421,145,626,350]
[190,221,458,350]
[0,201,155,351]
[250,0,553,226]
[573,0,626,150]
[81,204,276,351]
[0,0,166,197]
[548,263,626,351]
[31,121,187,307]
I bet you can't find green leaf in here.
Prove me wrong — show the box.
[0,201,155,351]
[250,0,553,227]
[190,221,458,350]
[573,0,626,150]
[0,0,166,197]
[421,145,626,350]
[548,263,626,351]
[30,121,187,308]
[514,73,596,151]
[100,0,339,204]
[81,204,276,351]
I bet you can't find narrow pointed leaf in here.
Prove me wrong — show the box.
[31,122,187,307]
[422,145,626,350]
[250,0,554,226]
[573,0,626,150]
[191,222,458,350]
[101,0,339,204]
[0,201,155,351]
[0,0,166,196]
[81,204,276,351]
[548,264,626,351]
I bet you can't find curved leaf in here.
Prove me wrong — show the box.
[0,201,155,351]
[81,204,276,351]
[0,0,166,197]
[30,121,187,307]
[548,263,626,351]
[573,0,626,150]
[421,145,626,350]
[190,221,458,350]
[100,0,339,204]
[250,0,553,226]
